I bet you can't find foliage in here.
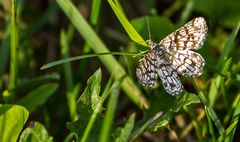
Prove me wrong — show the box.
[0,0,240,141]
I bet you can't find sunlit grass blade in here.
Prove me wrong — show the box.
[99,81,120,142]
[60,26,77,120]
[224,92,240,141]
[41,52,137,70]
[179,0,195,24]
[107,0,146,46]
[198,92,225,135]
[113,0,126,16]
[205,106,216,141]
[90,0,102,25]
[60,30,73,90]
[9,0,17,90]
[61,29,78,120]
[78,0,102,80]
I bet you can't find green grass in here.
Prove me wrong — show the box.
[0,0,240,141]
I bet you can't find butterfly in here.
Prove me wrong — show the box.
[136,17,208,95]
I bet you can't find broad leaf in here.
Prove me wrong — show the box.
[19,121,53,142]
[113,113,135,142]
[17,83,59,112]
[67,68,103,142]
[0,104,29,142]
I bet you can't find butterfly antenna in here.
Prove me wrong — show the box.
[147,16,151,41]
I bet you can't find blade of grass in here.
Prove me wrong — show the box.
[99,81,120,142]
[224,92,240,141]
[62,28,79,120]
[205,106,216,141]
[60,30,73,90]
[113,0,126,17]
[60,27,77,121]
[78,0,102,80]
[198,91,225,135]
[9,0,17,90]
[66,85,79,120]
[179,0,195,24]
[219,58,232,109]
[90,0,102,25]
[41,52,138,70]
[191,79,225,135]
[218,120,238,142]
[107,0,146,46]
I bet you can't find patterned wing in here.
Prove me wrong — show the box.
[160,17,208,53]
[136,50,159,87]
[171,50,205,77]
[158,63,184,95]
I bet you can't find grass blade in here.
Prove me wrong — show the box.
[224,92,240,141]
[9,0,17,90]
[205,106,216,141]
[90,0,102,25]
[99,82,120,142]
[107,0,146,46]
[60,30,73,90]
[40,52,137,70]
[199,92,225,135]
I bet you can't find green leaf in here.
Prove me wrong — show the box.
[12,73,60,94]
[129,93,180,140]
[113,113,135,142]
[129,92,200,140]
[0,104,29,142]
[67,69,103,142]
[131,16,174,42]
[19,121,53,142]
[17,83,59,112]
[183,93,201,106]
